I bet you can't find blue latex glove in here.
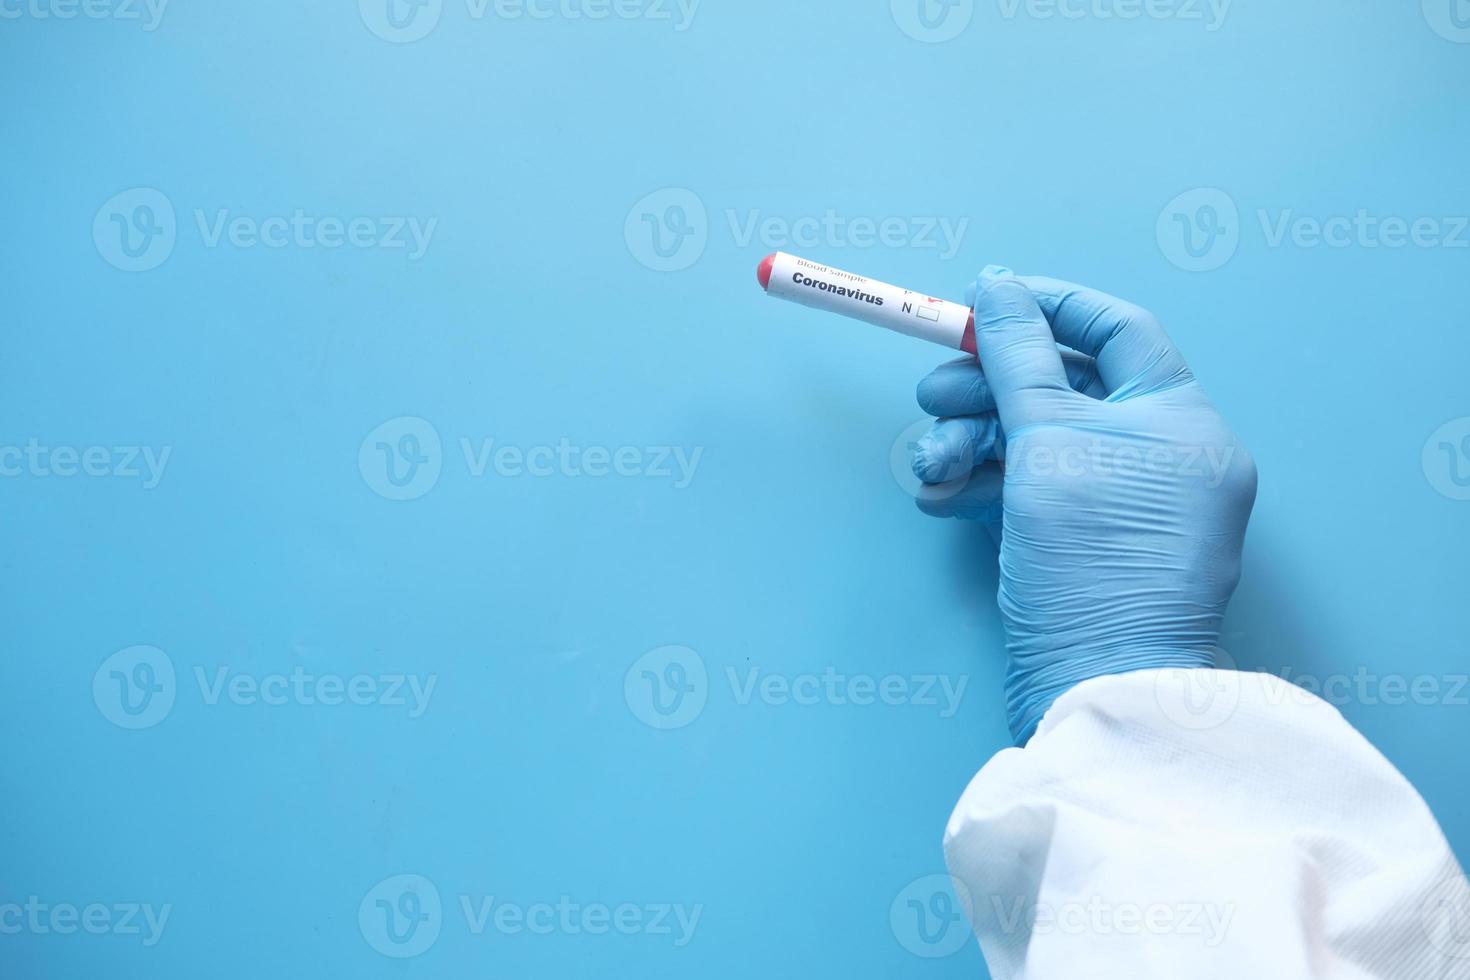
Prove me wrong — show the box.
[912,267,1257,745]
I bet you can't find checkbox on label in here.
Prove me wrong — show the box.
[916,305,940,322]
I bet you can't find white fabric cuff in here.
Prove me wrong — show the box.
[943,668,1470,979]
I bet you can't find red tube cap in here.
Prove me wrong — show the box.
[756,253,775,290]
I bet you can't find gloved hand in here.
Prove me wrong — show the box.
[911,267,1257,745]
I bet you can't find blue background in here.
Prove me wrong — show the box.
[3,0,1468,976]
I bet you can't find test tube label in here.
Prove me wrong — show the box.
[763,251,970,350]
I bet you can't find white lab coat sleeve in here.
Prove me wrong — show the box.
[942,668,1470,980]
